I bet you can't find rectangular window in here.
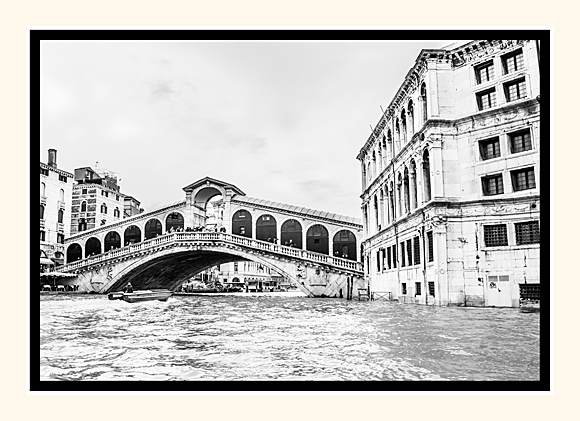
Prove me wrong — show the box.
[376,250,381,273]
[511,167,536,191]
[428,281,435,297]
[502,49,524,74]
[82,189,87,194]
[387,247,392,269]
[474,60,494,84]
[482,174,504,196]
[392,244,397,268]
[233,262,238,272]
[59,174,67,182]
[515,221,540,245]
[479,137,501,160]
[483,224,509,247]
[402,283,407,295]
[476,88,497,111]
[427,231,434,262]
[40,168,49,176]
[504,78,527,102]
[400,241,406,267]
[406,240,413,266]
[381,248,386,271]
[40,230,46,241]
[413,236,421,265]
[415,282,422,296]
[116,195,120,201]
[57,233,65,244]
[509,129,532,153]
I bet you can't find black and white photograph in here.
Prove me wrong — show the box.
[33,29,549,391]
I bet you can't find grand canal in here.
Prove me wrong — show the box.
[39,294,540,381]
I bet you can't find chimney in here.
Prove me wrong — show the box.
[47,149,57,168]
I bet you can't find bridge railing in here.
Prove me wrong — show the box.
[60,232,363,273]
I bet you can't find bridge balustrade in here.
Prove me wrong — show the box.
[60,231,362,273]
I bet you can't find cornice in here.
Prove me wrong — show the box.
[40,162,74,178]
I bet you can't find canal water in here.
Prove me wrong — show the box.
[39,294,540,381]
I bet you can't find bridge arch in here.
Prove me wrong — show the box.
[144,218,163,240]
[232,209,252,238]
[124,225,142,246]
[332,229,357,260]
[280,218,303,248]
[104,230,122,252]
[85,237,101,257]
[165,212,185,232]
[306,224,329,255]
[66,243,82,263]
[256,214,277,242]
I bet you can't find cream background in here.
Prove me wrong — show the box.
[3,0,567,419]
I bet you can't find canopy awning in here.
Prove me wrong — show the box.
[40,271,77,278]
[40,257,54,265]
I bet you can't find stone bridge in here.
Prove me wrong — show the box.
[61,177,365,297]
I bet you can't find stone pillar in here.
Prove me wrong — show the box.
[429,137,444,199]
[432,219,449,306]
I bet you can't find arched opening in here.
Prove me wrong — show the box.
[306,224,329,255]
[395,119,401,152]
[404,166,410,214]
[124,225,141,245]
[389,181,395,221]
[281,219,303,248]
[66,243,82,262]
[59,189,64,202]
[104,231,121,252]
[423,149,432,202]
[256,214,277,242]
[78,218,87,232]
[400,110,407,144]
[81,201,87,212]
[421,82,428,123]
[40,204,45,220]
[41,182,46,196]
[410,160,418,210]
[333,230,357,260]
[372,151,377,177]
[205,195,225,231]
[57,209,64,223]
[367,162,372,181]
[387,129,393,159]
[232,209,252,238]
[373,195,379,232]
[397,173,403,218]
[145,218,163,240]
[85,237,101,257]
[114,207,120,218]
[165,212,184,233]
[408,100,415,137]
[101,203,108,214]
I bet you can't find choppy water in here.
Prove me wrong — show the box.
[39,294,540,381]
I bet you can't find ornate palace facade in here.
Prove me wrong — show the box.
[358,40,540,307]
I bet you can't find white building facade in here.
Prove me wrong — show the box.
[358,40,540,307]
[40,149,73,266]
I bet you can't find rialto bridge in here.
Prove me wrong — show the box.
[60,177,365,297]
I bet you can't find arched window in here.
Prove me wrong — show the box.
[41,182,46,197]
[387,129,393,159]
[420,82,428,123]
[410,160,418,210]
[408,100,414,137]
[114,207,120,218]
[66,243,82,262]
[81,201,87,212]
[367,162,372,181]
[58,209,64,223]
[59,188,64,202]
[395,119,401,152]
[400,110,407,144]
[232,210,252,238]
[85,237,102,257]
[397,173,403,218]
[403,167,410,214]
[372,151,377,176]
[389,181,395,221]
[306,224,329,255]
[333,230,357,260]
[101,203,108,214]
[256,214,277,242]
[373,195,379,232]
[281,219,303,248]
[165,212,184,232]
[40,204,44,220]
[423,149,432,202]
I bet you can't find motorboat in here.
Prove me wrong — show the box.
[108,289,173,303]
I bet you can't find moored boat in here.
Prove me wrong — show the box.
[118,289,173,303]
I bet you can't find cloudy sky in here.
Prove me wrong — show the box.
[41,39,454,218]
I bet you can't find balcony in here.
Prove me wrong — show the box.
[40,219,45,229]
[40,196,47,205]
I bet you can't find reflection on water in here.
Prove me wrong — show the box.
[40,294,540,381]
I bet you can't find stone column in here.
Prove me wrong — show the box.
[432,219,449,306]
[410,171,417,211]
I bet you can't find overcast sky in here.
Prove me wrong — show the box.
[41,40,454,218]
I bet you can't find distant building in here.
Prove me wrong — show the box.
[358,40,540,307]
[219,261,291,292]
[40,149,73,267]
[70,166,143,237]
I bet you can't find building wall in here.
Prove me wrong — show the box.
[70,184,127,234]
[359,40,540,307]
[40,162,73,261]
